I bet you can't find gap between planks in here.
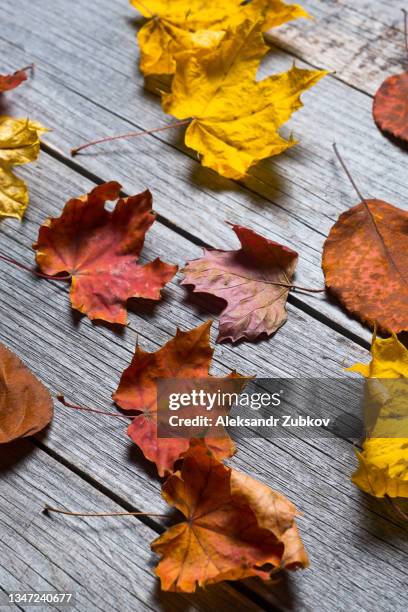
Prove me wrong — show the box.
[1,2,400,346]
[39,142,371,353]
[1,156,406,608]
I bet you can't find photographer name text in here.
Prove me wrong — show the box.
[167,415,331,428]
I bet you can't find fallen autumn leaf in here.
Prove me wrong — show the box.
[33,181,177,325]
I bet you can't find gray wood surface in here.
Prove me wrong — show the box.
[2,0,407,344]
[268,0,408,95]
[0,440,259,612]
[0,150,407,612]
[1,1,407,611]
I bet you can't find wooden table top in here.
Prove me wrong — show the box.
[0,1,407,610]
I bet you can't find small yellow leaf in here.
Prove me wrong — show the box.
[131,0,310,76]
[347,334,408,498]
[348,334,408,378]
[0,117,46,165]
[162,20,326,179]
[0,116,47,220]
[0,165,29,220]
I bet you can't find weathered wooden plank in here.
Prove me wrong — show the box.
[0,152,407,610]
[267,0,408,96]
[3,0,408,343]
[0,440,260,612]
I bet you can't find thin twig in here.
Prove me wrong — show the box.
[57,394,132,421]
[44,506,167,518]
[0,254,71,281]
[71,120,191,156]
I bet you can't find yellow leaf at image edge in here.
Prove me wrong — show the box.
[0,166,29,221]
[162,20,326,180]
[347,334,408,498]
[131,0,310,76]
[0,117,48,220]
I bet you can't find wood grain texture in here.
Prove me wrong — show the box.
[267,0,408,96]
[1,0,407,343]
[0,152,407,611]
[0,440,259,612]
[1,0,408,609]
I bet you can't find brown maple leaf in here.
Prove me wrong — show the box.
[182,224,298,342]
[33,182,177,325]
[0,342,53,443]
[152,440,308,592]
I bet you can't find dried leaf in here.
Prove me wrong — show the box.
[131,0,309,76]
[0,68,28,93]
[33,182,177,325]
[113,321,246,476]
[0,117,47,166]
[0,165,29,221]
[0,116,47,220]
[152,440,308,592]
[0,342,53,443]
[182,224,298,342]
[373,71,408,144]
[162,20,326,179]
[322,199,408,334]
[347,333,408,498]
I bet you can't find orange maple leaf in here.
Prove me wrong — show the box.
[33,182,177,325]
[152,440,309,592]
[113,321,246,476]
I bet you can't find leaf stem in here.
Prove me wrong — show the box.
[403,9,408,59]
[44,506,167,518]
[0,254,71,281]
[71,120,191,156]
[332,143,365,202]
[386,495,408,522]
[284,283,325,293]
[57,394,132,421]
[20,63,35,77]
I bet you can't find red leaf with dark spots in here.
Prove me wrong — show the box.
[372,11,408,145]
[323,199,408,334]
[373,71,408,144]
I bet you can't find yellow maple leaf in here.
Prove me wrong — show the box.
[0,116,47,220]
[161,19,326,180]
[347,333,408,498]
[131,0,310,76]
